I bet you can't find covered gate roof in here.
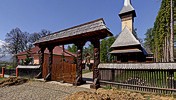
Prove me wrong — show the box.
[34,18,113,46]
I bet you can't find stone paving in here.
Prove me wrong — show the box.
[0,72,94,100]
[0,81,93,100]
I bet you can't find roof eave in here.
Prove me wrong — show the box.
[119,10,136,18]
[111,43,141,48]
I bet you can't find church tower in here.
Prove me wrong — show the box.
[110,0,150,63]
[119,0,136,32]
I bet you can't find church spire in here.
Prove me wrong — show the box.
[124,0,131,6]
[119,0,136,17]
[119,0,136,32]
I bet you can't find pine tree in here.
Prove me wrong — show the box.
[67,44,77,53]
[100,36,115,63]
[145,0,172,62]
[100,39,107,63]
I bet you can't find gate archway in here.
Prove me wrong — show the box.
[34,18,112,89]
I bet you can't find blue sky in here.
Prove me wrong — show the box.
[0,0,161,41]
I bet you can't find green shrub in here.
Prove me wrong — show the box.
[6,66,13,69]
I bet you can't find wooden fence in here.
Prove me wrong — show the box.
[18,68,40,78]
[99,63,176,94]
[5,68,16,76]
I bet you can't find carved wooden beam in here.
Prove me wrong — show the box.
[73,41,86,86]
[36,46,45,78]
[45,46,54,81]
[90,38,100,89]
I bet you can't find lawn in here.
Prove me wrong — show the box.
[0,77,5,82]
[82,70,92,74]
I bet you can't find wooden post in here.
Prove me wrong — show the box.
[16,67,18,77]
[2,67,5,78]
[36,46,45,78]
[90,38,100,89]
[73,41,86,86]
[111,69,115,82]
[168,71,174,89]
[62,45,65,82]
[45,46,54,81]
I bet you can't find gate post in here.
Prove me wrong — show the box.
[2,67,5,78]
[90,38,100,89]
[74,41,86,86]
[16,67,18,77]
[36,46,45,78]
[45,46,54,81]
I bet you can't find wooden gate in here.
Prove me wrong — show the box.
[43,54,76,83]
[52,62,76,83]
[42,54,49,78]
[62,62,76,83]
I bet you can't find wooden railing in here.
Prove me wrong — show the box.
[99,63,176,94]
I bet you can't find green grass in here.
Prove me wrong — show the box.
[0,77,5,82]
[82,70,92,74]
[103,85,112,90]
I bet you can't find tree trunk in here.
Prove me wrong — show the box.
[164,36,167,62]
[167,34,170,62]
[155,47,158,62]
[170,0,174,62]
[163,40,165,62]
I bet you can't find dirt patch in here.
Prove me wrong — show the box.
[0,77,28,87]
[65,88,175,100]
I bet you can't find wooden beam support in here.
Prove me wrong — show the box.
[73,41,86,86]
[36,46,45,79]
[90,38,100,89]
[45,46,54,81]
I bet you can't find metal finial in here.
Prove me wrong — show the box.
[124,0,131,6]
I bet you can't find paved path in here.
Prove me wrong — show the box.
[0,81,93,100]
[82,71,93,83]
[0,72,94,100]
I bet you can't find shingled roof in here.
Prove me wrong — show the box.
[16,46,76,57]
[34,18,112,45]
[111,26,140,48]
[110,48,142,54]
[119,0,136,17]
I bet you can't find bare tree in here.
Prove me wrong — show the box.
[29,29,51,43]
[5,28,30,66]
[5,28,29,54]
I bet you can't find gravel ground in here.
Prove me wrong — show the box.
[0,81,92,100]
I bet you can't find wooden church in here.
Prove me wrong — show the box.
[110,0,153,63]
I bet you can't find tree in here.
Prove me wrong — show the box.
[170,0,174,62]
[5,28,30,66]
[100,36,116,63]
[144,28,153,50]
[29,29,51,47]
[24,50,33,65]
[0,48,5,59]
[145,0,174,62]
[5,28,29,54]
[68,44,77,53]
[100,39,108,63]
[0,41,9,59]
[83,44,94,59]
[107,36,116,62]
